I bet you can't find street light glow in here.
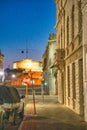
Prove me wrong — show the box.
[0,71,4,76]
[12,74,16,78]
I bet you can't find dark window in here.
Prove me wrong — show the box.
[67,17,69,46]
[72,5,74,41]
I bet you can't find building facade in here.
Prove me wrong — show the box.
[82,0,87,122]
[55,0,85,119]
[13,59,42,72]
[0,51,4,70]
[7,59,43,87]
[0,51,4,83]
[42,34,57,95]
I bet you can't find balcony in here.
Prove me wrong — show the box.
[54,49,65,70]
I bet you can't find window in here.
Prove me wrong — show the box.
[72,63,76,99]
[78,0,82,43]
[72,5,74,41]
[67,16,69,46]
[67,66,70,97]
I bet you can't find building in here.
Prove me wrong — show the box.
[0,51,4,83]
[54,0,85,119]
[42,34,57,95]
[13,59,42,72]
[8,59,43,87]
[81,0,87,122]
[54,0,87,122]
[0,51,4,70]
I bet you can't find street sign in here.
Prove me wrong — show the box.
[23,77,31,85]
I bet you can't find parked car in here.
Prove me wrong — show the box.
[5,86,25,123]
[0,85,25,125]
[0,85,13,129]
[0,98,6,130]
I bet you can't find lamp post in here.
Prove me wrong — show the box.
[23,76,30,104]
[24,70,36,114]
[31,72,36,115]
[25,84,28,104]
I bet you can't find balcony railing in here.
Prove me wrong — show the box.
[54,49,65,69]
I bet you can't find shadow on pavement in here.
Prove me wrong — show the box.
[20,116,86,130]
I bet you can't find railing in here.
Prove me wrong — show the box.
[54,49,65,69]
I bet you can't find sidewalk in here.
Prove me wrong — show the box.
[18,95,87,130]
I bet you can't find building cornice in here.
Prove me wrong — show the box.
[54,0,59,4]
[48,39,56,42]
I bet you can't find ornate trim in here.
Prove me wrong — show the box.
[82,1,87,14]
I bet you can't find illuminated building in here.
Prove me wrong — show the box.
[54,0,87,122]
[11,59,43,87]
[0,51,4,84]
[13,59,42,72]
[82,0,87,122]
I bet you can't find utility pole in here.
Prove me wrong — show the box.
[19,39,37,60]
[25,39,28,58]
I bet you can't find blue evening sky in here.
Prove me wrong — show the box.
[0,0,56,68]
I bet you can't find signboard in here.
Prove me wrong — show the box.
[23,77,31,85]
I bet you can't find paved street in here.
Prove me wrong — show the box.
[18,95,87,130]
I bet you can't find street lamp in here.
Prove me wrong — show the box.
[12,74,16,78]
[0,71,4,76]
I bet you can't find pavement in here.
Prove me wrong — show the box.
[18,95,87,130]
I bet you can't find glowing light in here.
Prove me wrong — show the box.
[0,71,4,76]
[12,74,16,78]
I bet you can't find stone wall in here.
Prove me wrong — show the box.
[55,0,84,116]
